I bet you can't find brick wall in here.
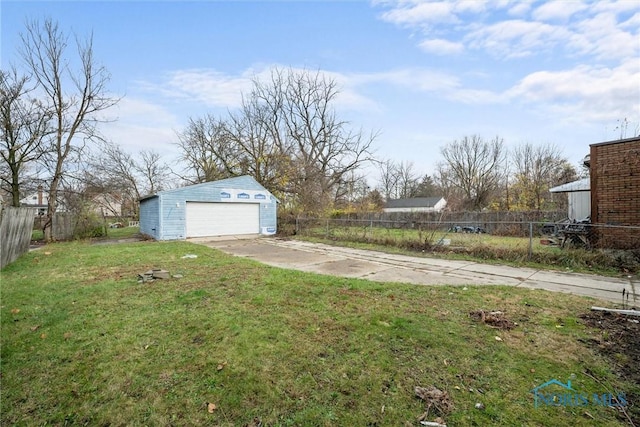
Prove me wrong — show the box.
[590,137,640,249]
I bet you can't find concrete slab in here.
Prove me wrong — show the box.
[518,279,623,302]
[199,239,344,268]
[198,237,638,304]
[458,263,537,281]
[528,270,629,291]
[298,258,389,278]
[363,267,483,286]
[188,234,261,243]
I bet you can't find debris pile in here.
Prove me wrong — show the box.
[469,309,516,330]
[415,385,453,426]
[137,269,171,283]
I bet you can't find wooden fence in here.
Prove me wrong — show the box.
[0,206,36,269]
[33,213,77,241]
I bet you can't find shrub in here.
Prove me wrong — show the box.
[73,211,106,239]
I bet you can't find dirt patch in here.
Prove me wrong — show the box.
[469,309,516,330]
[579,310,640,423]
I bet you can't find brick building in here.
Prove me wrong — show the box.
[589,136,640,249]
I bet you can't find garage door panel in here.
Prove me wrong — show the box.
[186,202,259,237]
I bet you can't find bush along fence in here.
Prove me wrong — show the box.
[0,206,36,269]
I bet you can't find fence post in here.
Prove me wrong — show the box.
[326,219,329,238]
[528,222,533,261]
[295,217,299,235]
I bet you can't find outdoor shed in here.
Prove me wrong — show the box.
[383,197,447,213]
[549,178,590,221]
[139,175,277,241]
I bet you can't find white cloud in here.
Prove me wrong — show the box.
[466,19,571,58]
[568,12,640,60]
[345,59,638,124]
[379,1,457,27]
[110,97,179,127]
[419,38,465,55]
[137,69,255,109]
[350,67,461,93]
[134,65,387,117]
[126,54,639,152]
[507,1,534,17]
[532,1,588,21]
[593,0,640,15]
[99,97,181,157]
[506,58,640,121]
[620,11,640,29]
[453,0,486,14]
[376,0,640,61]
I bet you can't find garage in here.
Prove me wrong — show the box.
[186,202,260,237]
[138,175,278,241]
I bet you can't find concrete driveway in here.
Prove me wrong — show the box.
[194,236,637,304]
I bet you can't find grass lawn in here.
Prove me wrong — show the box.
[1,237,636,426]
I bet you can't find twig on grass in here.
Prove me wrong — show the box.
[582,370,635,427]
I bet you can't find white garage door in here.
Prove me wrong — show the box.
[186,202,260,237]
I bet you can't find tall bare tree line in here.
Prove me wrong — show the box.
[0,19,122,240]
[1,19,171,240]
[176,68,377,214]
[1,68,52,207]
[433,136,577,211]
[2,19,585,234]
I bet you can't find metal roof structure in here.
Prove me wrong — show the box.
[385,196,444,208]
[549,178,590,193]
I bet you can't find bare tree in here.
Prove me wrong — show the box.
[333,170,371,210]
[376,159,424,200]
[253,68,377,213]
[176,115,234,184]
[510,143,573,210]
[376,159,399,201]
[396,161,419,199]
[87,141,170,218]
[229,91,300,195]
[18,19,118,240]
[0,69,52,206]
[437,135,505,211]
[177,67,377,214]
[138,150,171,195]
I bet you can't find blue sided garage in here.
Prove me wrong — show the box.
[139,175,277,240]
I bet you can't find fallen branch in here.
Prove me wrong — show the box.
[582,370,635,427]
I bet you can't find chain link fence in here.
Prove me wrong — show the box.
[278,216,640,272]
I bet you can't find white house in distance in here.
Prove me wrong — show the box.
[383,197,447,213]
[90,193,123,217]
[549,178,591,221]
[19,186,48,216]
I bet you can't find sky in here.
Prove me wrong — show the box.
[2,0,639,184]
